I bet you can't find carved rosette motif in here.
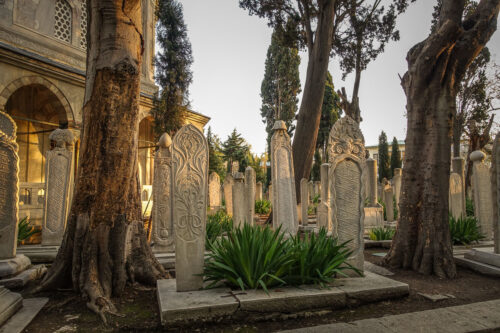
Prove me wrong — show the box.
[172,124,208,243]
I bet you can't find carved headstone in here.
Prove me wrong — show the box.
[0,112,19,259]
[42,129,74,246]
[471,150,493,240]
[300,178,309,226]
[232,172,245,228]
[255,182,263,201]
[223,174,234,216]
[491,134,500,254]
[317,163,331,230]
[384,185,394,222]
[244,167,255,225]
[172,124,208,292]
[452,157,466,217]
[231,161,239,176]
[314,181,321,198]
[271,121,298,236]
[328,116,365,274]
[393,168,402,209]
[449,173,464,221]
[152,133,174,253]
[208,172,221,211]
[366,158,378,206]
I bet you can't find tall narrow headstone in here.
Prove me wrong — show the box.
[393,168,402,208]
[208,172,221,211]
[268,183,273,203]
[300,178,309,226]
[491,133,500,253]
[452,157,466,217]
[366,158,378,206]
[231,161,239,176]
[42,129,74,246]
[313,181,321,198]
[384,185,394,222]
[0,111,19,259]
[449,173,464,220]
[308,181,314,201]
[317,163,331,230]
[271,121,298,235]
[172,124,208,292]
[255,182,263,201]
[223,174,234,216]
[244,166,256,225]
[232,172,245,228]
[152,133,174,253]
[471,150,493,240]
[328,116,365,273]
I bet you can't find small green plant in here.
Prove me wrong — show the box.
[369,227,395,241]
[17,217,40,242]
[206,210,233,244]
[466,197,474,217]
[377,196,398,220]
[204,224,293,292]
[255,199,271,214]
[449,215,485,245]
[286,228,360,286]
[312,194,320,204]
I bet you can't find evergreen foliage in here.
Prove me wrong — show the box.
[390,137,402,177]
[317,71,342,157]
[221,129,250,173]
[378,131,390,181]
[207,127,226,179]
[311,149,321,181]
[152,0,193,137]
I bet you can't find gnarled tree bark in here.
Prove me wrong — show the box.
[384,0,499,278]
[36,0,166,321]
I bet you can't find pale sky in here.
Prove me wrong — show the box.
[180,0,500,153]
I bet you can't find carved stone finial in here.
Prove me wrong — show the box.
[273,120,287,131]
[327,116,365,160]
[158,133,172,148]
[49,129,74,149]
[470,150,486,163]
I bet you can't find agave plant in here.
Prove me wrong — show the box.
[17,217,40,243]
[286,228,360,286]
[449,215,484,245]
[369,227,396,241]
[204,224,293,292]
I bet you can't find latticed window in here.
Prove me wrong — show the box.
[79,0,87,49]
[54,0,72,43]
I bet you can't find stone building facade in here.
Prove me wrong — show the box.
[0,0,209,229]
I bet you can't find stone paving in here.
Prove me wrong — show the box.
[280,299,500,333]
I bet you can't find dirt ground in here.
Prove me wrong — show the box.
[22,248,500,332]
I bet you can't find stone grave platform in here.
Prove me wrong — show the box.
[16,246,59,264]
[0,254,46,289]
[455,247,500,277]
[157,271,409,327]
[0,297,48,333]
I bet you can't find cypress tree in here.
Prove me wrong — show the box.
[390,137,402,177]
[317,71,342,161]
[378,131,390,182]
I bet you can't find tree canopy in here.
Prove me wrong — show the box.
[221,129,250,173]
[316,71,342,159]
[390,137,402,177]
[378,131,390,181]
[207,126,226,180]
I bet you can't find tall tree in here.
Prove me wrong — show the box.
[245,152,267,184]
[335,0,402,123]
[37,0,165,320]
[378,131,390,181]
[207,126,226,180]
[384,0,500,278]
[261,28,301,155]
[390,137,402,176]
[240,0,412,202]
[221,129,250,173]
[151,0,193,137]
[311,149,322,181]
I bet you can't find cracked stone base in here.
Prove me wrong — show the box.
[0,255,31,279]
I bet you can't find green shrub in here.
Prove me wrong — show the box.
[286,228,360,286]
[204,224,293,292]
[312,194,320,204]
[369,227,395,241]
[466,197,474,217]
[206,210,233,244]
[255,199,271,214]
[449,215,485,245]
[17,217,40,242]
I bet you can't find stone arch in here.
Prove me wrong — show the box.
[0,76,75,127]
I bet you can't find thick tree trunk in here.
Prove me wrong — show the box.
[292,0,335,202]
[37,0,165,321]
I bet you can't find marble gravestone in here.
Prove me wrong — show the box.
[268,183,273,203]
[42,129,74,246]
[384,185,395,222]
[223,174,234,216]
[271,121,298,236]
[366,158,378,206]
[208,172,221,211]
[152,133,174,253]
[172,124,208,292]
[255,182,263,201]
[471,150,493,240]
[393,168,402,208]
[308,181,314,201]
[317,163,331,231]
[232,172,245,228]
[449,172,464,221]
[300,178,309,226]
[244,166,256,225]
[452,157,467,217]
[0,111,19,260]
[492,134,500,254]
[328,116,366,274]
[231,161,239,176]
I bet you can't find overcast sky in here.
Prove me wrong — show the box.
[179,0,500,154]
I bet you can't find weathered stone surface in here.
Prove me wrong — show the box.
[364,261,394,276]
[365,159,378,206]
[313,181,321,198]
[384,186,394,222]
[464,248,500,268]
[455,255,500,277]
[172,124,208,292]
[317,163,331,231]
[0,255,30,279]
[492,134,500,254]
[0,297,49,333]
[449,173,464,220]
[364,207,384,228]
[308,181,314,200]
[392,168,402,210]
[271,121,298,236]
[0,111,19,260]
[255,181,263,201]
[208,172,221,210]
[453,157,467,218]
[244,167,256,225]
[152,133,174,253]
[223,174,234,216]
[300,178,309,226]
[268,183,273,203]
[0,286,22,327]
[42,129,74,246]
[231,161,239,176]
[0,265,46,289]
[471,151,493,240]
[232,172,245,228]
[328,116,366,273]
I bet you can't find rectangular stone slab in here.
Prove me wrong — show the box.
[464,248,500,268]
